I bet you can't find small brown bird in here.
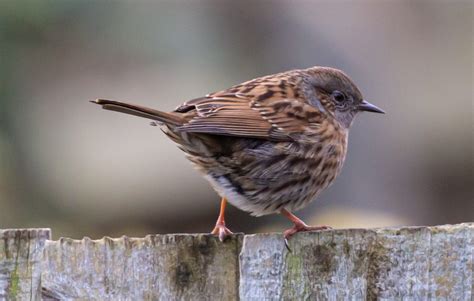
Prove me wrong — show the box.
[91,66,384,242]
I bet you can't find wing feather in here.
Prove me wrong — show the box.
[176,92,323,141]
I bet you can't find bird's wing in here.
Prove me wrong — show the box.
[175,90,324,141]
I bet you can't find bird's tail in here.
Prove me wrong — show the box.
[91,99,184,126]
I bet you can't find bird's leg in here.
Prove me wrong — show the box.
[210,197,233,242]
[281,208,331,241]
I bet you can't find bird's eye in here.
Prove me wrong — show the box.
[332,91,346,103]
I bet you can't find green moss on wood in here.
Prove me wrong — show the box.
[9,266,19,299]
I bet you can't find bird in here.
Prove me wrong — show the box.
[91,66,384,243]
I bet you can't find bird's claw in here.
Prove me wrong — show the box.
[283,224,332,252]
[211,223,233,242]
[284,238,292,253]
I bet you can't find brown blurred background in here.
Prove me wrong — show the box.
[0,0,472,239]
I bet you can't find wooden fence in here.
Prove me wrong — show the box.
[0,223,472,300]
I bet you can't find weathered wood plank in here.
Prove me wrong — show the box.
[239,223,473,300]
[0,229,51,300]
[41,234,242,300]
[239,229,377,300]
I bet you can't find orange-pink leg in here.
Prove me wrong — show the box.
[281,208,331,240]
[210,198,233,241]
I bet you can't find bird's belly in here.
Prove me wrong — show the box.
[201,149,345,216]
[183,134,347,216]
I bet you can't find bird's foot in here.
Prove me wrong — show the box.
[283,223,331,239]
[210,223,233,242]
[283,223,332,252]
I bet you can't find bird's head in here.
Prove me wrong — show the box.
[304,66,385,129]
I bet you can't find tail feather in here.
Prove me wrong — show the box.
[91,99,184,126]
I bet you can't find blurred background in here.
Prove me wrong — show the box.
[0,0,472,239]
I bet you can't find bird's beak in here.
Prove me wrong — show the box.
[358,100,385,114]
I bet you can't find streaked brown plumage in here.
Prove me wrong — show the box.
[91,66,384,242]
